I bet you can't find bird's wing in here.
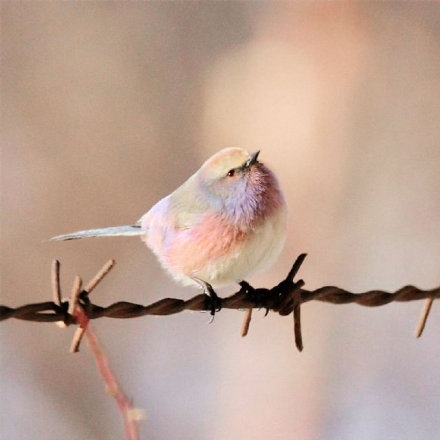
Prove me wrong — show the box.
[140,176,210,231]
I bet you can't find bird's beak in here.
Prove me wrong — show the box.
[246,150,260,168]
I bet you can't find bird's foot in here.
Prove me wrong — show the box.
[193,278,222,317]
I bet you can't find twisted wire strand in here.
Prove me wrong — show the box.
[1,280,438,323]
[2,254,437,352]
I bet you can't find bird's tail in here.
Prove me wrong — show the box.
[50,225,144,241]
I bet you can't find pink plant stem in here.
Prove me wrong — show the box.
[76,307,140,440]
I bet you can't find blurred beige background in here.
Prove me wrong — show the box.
[2,3,440,440]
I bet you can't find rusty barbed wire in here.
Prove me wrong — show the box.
[2,282,438,318]
[1,254,438,351]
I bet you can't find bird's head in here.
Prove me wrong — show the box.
[196,147,280,222]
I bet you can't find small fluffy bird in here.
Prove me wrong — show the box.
[51,148,287,311]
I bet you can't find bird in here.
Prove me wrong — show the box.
[51,147,287,313]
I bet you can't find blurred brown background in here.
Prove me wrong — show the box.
[2,3,440,439]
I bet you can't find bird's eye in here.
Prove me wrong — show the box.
[227,169,235,177]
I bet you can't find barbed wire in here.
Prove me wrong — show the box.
[1,254,438,351]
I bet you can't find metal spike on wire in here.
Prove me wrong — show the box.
[0,254,438,352]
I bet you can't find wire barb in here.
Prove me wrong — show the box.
[414,297,435,338]
[51,259,62,305]
[241,308,253,337]
[84,259,116,293]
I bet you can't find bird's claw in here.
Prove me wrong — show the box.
[207,291,222,317]
[193,277,222,317]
